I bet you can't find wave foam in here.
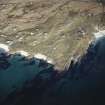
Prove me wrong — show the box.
[0,44,9,54]
[94,30,105,39]
[16,50,29,57]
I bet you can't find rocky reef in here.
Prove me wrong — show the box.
[0,30,105,105]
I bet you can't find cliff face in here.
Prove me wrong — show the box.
[0,0,104,69]
[0,30,105,105]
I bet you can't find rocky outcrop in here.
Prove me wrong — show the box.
[0,0,102,69]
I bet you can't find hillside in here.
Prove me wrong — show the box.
[0,0,105,69]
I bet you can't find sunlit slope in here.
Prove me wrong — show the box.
[0,0,103,69]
